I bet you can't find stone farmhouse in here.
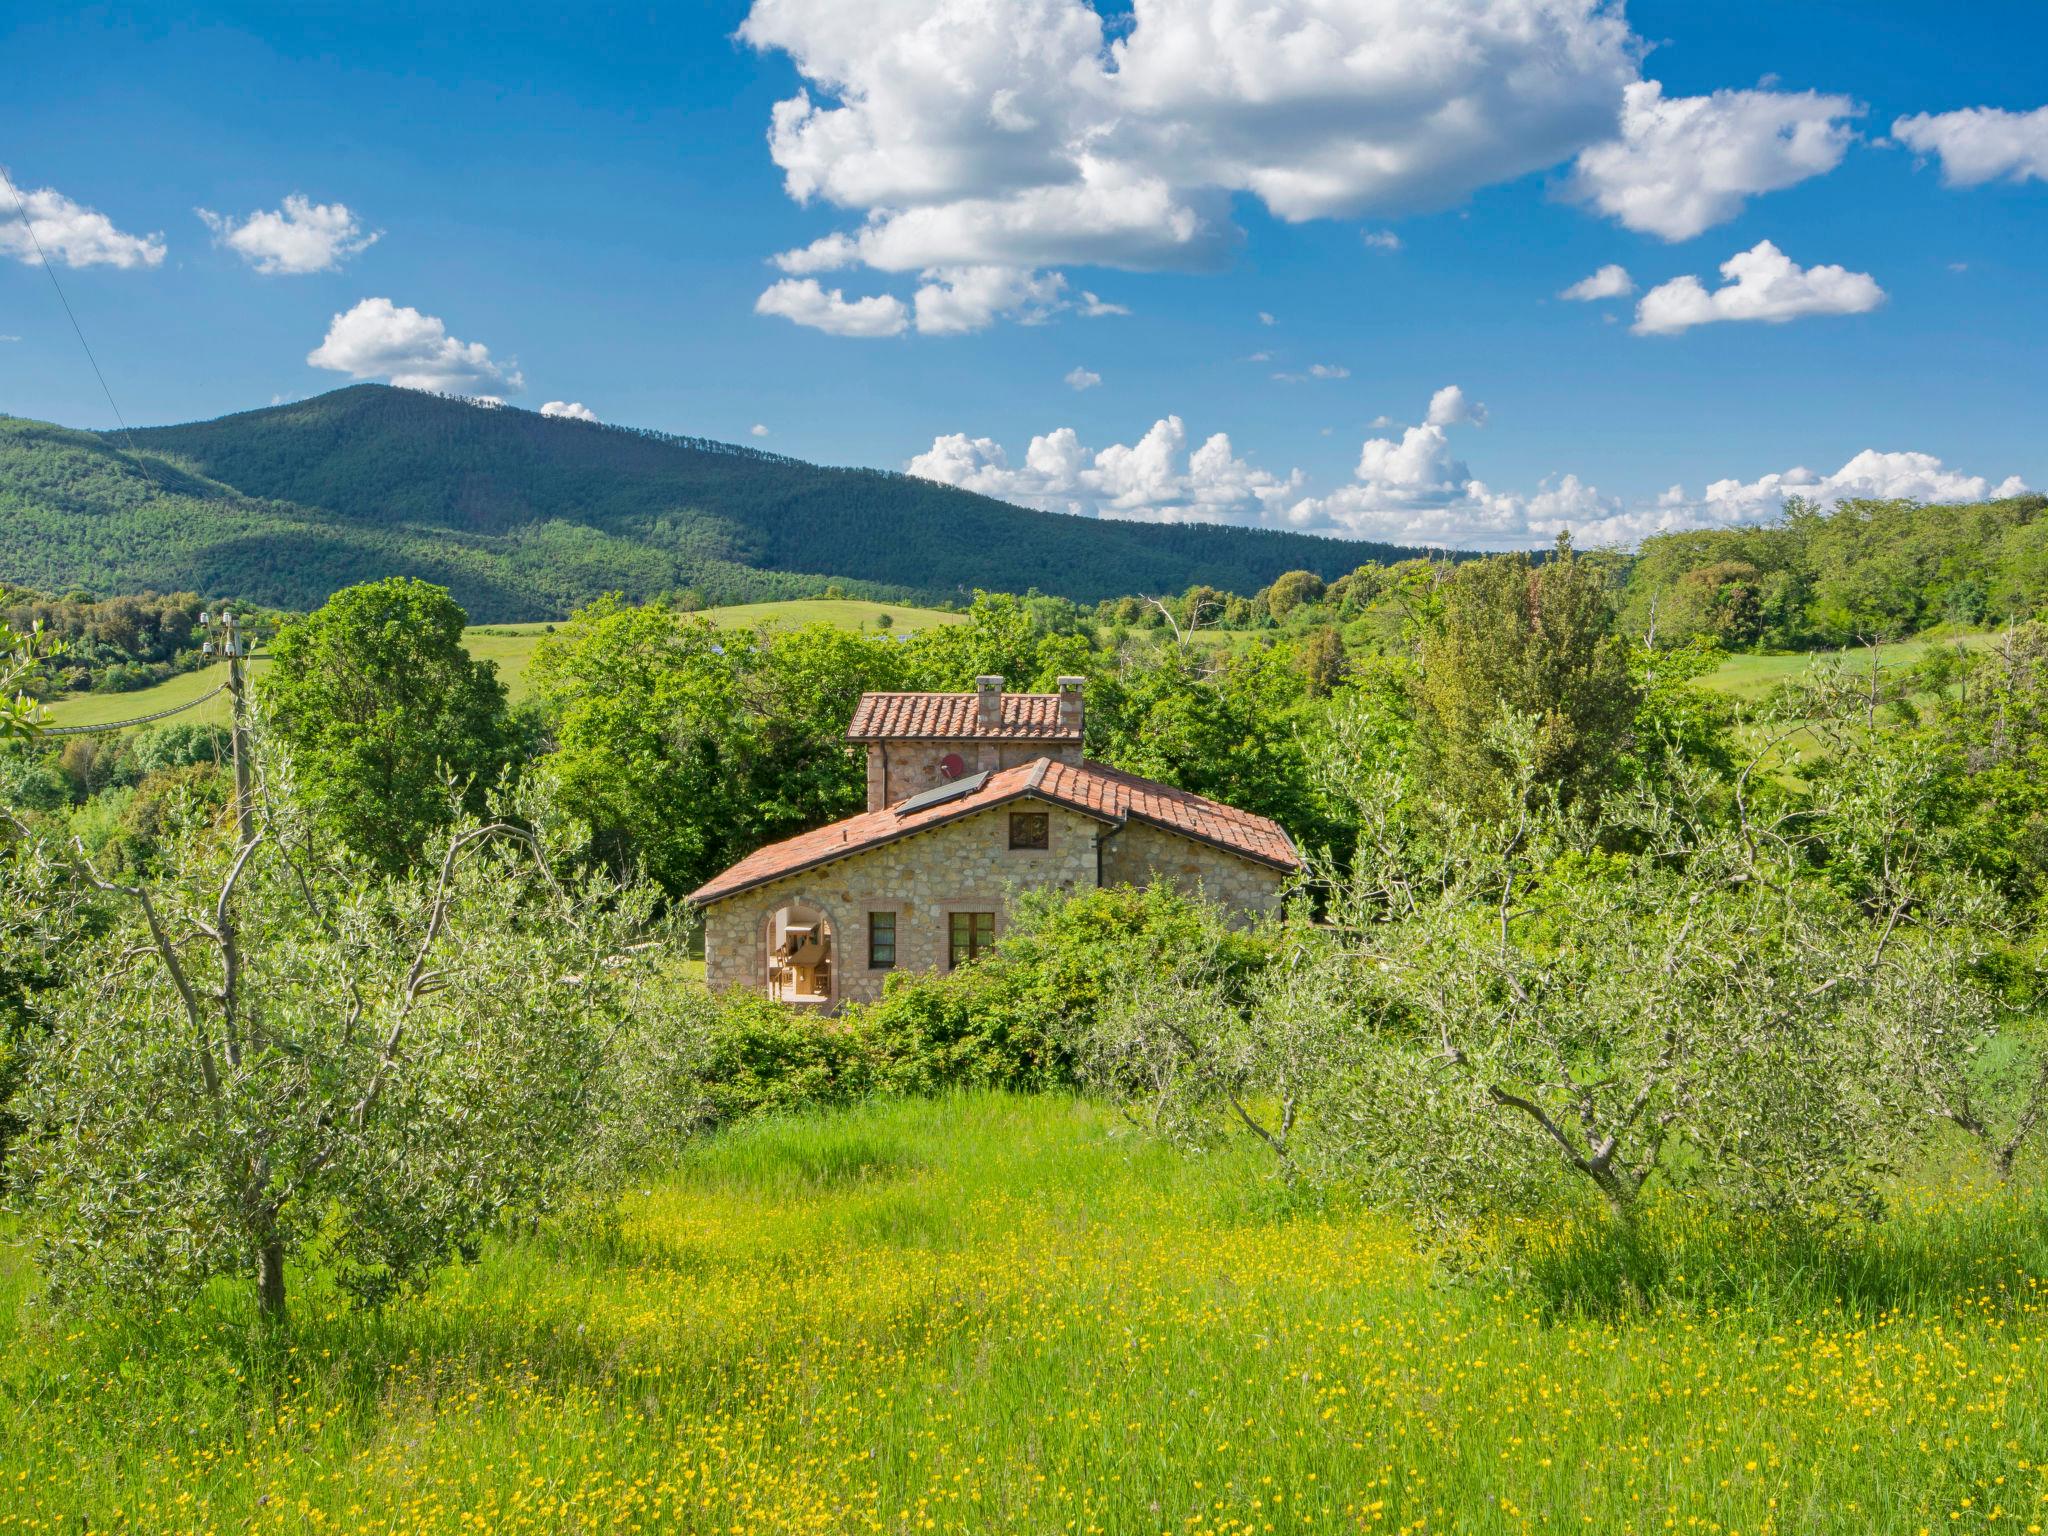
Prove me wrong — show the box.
[687,676,1300,1008]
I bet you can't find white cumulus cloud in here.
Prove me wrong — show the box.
[307,297,522,394]
[1425,384,1487,427]
[0,176,164,269]
[1362,230,1402,251]
[750,423,771,437]
[1280,397,1532,544]
[1065,366,1102,390]
[910,383,2032,551]
[1569,81,1861,241]
[1686,450,2030,525]
[913,265,1069,334]
[771,231,864,273]
[1559,263,1634,301]
[754,277,910,337]
[1892,105,2048,187]
[197,194,378,275]
[908,415,1302,524]
[540,400,598,422]
[1633,240,1884,335]
[739,0,1639,332]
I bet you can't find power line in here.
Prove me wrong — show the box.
[40,680,228,737]
[1,166,139,453]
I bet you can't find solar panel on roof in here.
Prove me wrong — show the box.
[893,770,990,817]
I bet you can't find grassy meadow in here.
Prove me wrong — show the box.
[3,1092,2046,1534]
[1693,628,1998,702]
[39,599,964,730]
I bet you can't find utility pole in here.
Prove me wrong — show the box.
[203,609,255,849]
[199,607,276,1316]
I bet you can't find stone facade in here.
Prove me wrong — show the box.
[864,739,1083,812]
[701,680,1296,1010]
[1100,818,1290,919]
[702,799,1101,1008]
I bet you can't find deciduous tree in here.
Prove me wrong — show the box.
[261,579,513,872]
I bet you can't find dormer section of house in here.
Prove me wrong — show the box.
[848,675,1086,810]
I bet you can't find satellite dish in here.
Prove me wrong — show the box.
[940,752,967,781]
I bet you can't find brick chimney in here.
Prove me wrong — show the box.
[975,675,1004,729]
[1057,676,1085,739]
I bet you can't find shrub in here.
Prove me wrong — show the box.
[856,962,1071,1096]
[853,883,1280,1096]
[700,990,876,1124]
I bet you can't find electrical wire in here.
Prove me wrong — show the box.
[40,680,229,737]
[1,166,139,453]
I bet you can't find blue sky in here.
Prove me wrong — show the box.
[3,0,2044,549]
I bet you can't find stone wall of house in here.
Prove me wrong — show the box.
[866,740,1082,810]
[1099,819,1290,919]
[702,800,1102,1009]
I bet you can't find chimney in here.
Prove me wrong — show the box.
[975,675,1004,729]
[1056,676,1085,739]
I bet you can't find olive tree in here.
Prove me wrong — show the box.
[4,737,702,1318]
[1789,654,2048,1182]
[1080,711,2017,1241]
[1,620,62,740]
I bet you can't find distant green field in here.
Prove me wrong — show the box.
[1699,630,1996,702]
[40,659,265,730]
[41,598,964,731]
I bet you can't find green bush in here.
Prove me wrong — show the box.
[852,883,1280,1096]
[855,962,1071,1096]
[699,989,876,1124]
[683,886,1284,1130]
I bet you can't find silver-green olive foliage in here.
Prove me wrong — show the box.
[4,736,704,1318]
[1079,697,2036,1242]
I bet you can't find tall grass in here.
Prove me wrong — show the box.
[3,1093,2046,1533]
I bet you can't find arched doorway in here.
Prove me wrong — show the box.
[765,901,834,1005]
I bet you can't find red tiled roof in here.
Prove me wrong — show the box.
[687,756,1299,906]
[1032,758,1299,871]
[846,691,1079,742]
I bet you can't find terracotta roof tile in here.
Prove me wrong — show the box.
[846,691,1079,742]
[687,756,1298,906]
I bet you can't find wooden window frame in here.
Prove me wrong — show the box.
[948,910,995,969]
[1009,810,1050,851]
[867,910,897,970]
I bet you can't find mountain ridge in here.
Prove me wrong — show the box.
[0,385,1440,621]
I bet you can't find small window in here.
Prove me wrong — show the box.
[1009,811,1049,850]
[868,911,896,970]
[949,911,995,968]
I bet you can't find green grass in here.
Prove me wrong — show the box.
[40,598,965,730]
[1698,629,1999,702]
[38,657,265,729]
[3,1092,2045,1534]
[691,597,965,634]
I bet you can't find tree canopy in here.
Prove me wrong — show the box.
[261,578,515,872]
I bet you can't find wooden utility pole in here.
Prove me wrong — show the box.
[224,612,255,849]
[202,608,256,849]
[207,607,280,1315]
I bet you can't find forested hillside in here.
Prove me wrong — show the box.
[0,387,1423,620]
